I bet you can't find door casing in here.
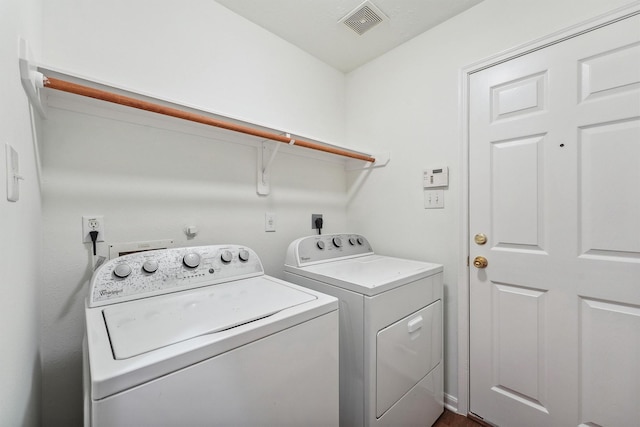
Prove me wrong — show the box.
[456,1,640,416]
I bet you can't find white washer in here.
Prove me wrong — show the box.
[84,244,338,427]
[284,234,444,427]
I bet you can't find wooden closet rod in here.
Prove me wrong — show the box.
[43,76,376,163]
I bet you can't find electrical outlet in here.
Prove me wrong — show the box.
[82,215,105,243]
[312,214,323,229]
[424,190,444,209]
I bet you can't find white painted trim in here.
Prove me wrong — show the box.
[462,2,640,76]
[444,392,459,413]
[457,61,471,416]
[38,65,378,166]
[44,87,356,167]
[456,1,640,417]
[19,39,47,118]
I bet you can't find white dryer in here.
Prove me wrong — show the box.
[284,234,443,427]
[84,244,338,427]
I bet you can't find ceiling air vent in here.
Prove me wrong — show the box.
[340,1,388,36]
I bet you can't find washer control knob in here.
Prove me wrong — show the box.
[221,250,233,263]
[332,237,342,248]
[348,237,356,245]
[317,241,325,250]
[113,263,132,279]
[142,260,159,274]
[357,237,364,245]
[239,249,250,262]
[183,253,201,269]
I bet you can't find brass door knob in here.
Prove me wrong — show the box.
[473,256,488,269]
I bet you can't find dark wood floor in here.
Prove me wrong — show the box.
[434,409,483,427]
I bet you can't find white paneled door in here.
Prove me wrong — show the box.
[469,12,640,427]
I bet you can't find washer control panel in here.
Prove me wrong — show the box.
[89,245,263,307]
[286,233,374,267]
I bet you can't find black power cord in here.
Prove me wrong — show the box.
[89,230,99,256]
[315,217,323,235]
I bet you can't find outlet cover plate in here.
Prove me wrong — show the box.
[82,215,105,243]
[312,214,323,229]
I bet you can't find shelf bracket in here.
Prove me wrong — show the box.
[19,39,46,118]
[257,140,279,195]
[258,133,298,195]
[345,151,391,171]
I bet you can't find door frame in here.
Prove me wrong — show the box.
[456,2,640,416]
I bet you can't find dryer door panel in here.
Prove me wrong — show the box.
[376,300,442,417]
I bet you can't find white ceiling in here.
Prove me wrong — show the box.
[215,0,484,73]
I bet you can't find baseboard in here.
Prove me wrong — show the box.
[444,393,458,413]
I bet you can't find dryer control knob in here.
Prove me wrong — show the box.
[357,237,364,245]
[317,241,325,250]
[183,253,201,269]
[239,249,250,262]
[142,260,159,274]
[221,250,233,263]
[332,237,342,248]
[348,237,356,245]
[113,263,132,279]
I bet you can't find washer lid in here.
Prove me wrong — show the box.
[103,276,316,359]
[290,255,443,296]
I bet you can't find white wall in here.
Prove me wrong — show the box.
[40,0,348,425]
[344,0,638,407]
[0,0,43,426]
[42,0,346,144]
[38,0,639,424]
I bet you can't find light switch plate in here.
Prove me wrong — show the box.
[265,212,276,232]
[424,190,444,209]
[6,144,20,202]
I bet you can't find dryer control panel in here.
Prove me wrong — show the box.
[285,234,374,267]
[89,245,263,307]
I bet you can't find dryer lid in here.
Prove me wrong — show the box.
[291,255,443,296]
[102,276,316,359]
